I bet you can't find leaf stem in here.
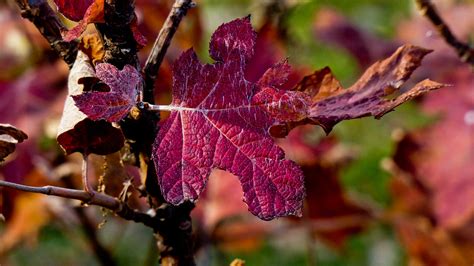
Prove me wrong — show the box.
[142,0,196,103]
[140,102,194,112]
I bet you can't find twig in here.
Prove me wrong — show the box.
[0,178,197,265]
[82,155,94,193]
[0,180,118,208]
[142,0,195,103]
[415,0,474,65]
[0,180,156,228]
[14,0,78,68]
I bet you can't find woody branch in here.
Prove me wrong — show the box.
[0,180,160,228]
[143,0,195,103]
[14,0,78,68]
[415,0,474,65]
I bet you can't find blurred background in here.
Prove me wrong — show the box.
[1,0,474,265]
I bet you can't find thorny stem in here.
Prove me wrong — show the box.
[13,0,78,68]
[415,0,474,66]
[142,0,195,103]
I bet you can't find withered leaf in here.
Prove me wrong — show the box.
[273,45,445,135]
[57,50,124,155]
[0,124,27,162]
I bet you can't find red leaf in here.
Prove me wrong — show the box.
[53,0,94,22]
[61,0,105,42]
[152,17,306,220]
[131,16,147,48]
[279,129,370,247]
[73,63,141,122]
[59,0,146,46]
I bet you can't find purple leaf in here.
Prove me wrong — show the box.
[73,63,141,122]
[152,17,306,220]
[53,0,94,22]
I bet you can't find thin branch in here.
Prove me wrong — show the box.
[82,155,94,193]
[142,0,195,103]
[0,180,119,209]
[0,180,157,228]
[14,0,78,68]
[415,0,474,66]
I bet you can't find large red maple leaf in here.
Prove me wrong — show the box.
[152,17,307,220]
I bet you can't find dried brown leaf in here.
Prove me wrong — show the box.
[56,51,124,155]
[79,34,105,64]
[395,217,473,266]
[273,45,444,136]
[0,124,27,162]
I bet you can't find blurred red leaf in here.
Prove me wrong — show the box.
[313,8,399,68]
[61,0,105,42]
[393,67,474,230]
[53,0,94,22]
[280,128,370,247]
[395,217,474,266]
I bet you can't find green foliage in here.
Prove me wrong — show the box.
[314,0,411,37]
